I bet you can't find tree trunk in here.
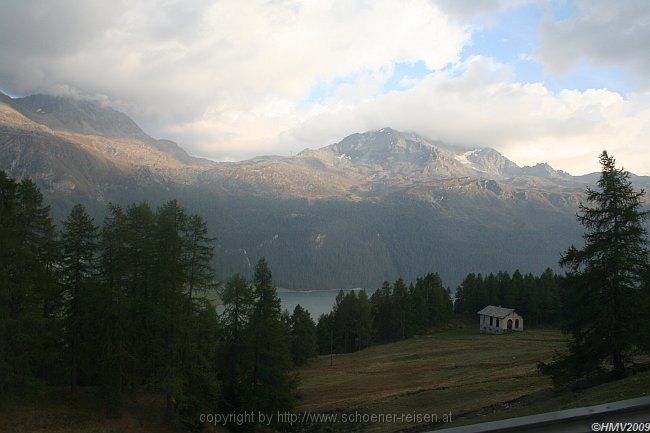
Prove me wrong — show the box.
[612,349,625,379]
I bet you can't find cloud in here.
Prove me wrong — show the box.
[432,0,532,21]
[537,0,650,88]
[1,1,649,175]
[289,56,650,176]
[0,0,468,156]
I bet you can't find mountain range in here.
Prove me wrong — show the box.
[1,91,648,290]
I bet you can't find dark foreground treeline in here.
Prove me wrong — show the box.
[0,172,312,430]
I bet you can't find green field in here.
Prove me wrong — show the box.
[296,327,650,433]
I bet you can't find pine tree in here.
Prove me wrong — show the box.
[154,200,190,419]
[540,151,648,383]
[96,204,131,413]
[454,273,483,315]
[0,172,19,400]
[419,273,452,327]
[4,178,59,396]
[60,204,99,393]
[249,258,297,416]
[332,290,353,352]
[356,289,373,350]
[315,313,334,355]
[123,203,158,383]
[392,278,410,340]
[290,304,317,366]
[370,281,393,343]
[409,280,429,332]
[220,273,255,414]
[184,214,216,305]
[177,296,221,430]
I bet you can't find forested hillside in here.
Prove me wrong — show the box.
[3,92,649,290]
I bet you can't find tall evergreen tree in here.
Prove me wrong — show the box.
[2,178,59,397]
[332,290,354,352]
[315,313,334,355]
[220,273,255,414]
[392,278,411,340]
[290,305,317,366]
[540,151,648,383]
[154,200,190,419]
[60,204,98,393]
[0,172,19,401]
[96,204,131,413]
[184,214,216,305]
[123,203,158,383]
[356,289,373,350]
[370,281,393,343]
[410,281,428,332]
[419,273,452,327]
[249,258,297,416]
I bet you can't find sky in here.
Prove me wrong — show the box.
[1,0,649,175]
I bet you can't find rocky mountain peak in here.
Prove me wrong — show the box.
[313,128,476,179]
[462,147,519,178]
[328,127,433,158]
[7,93,149,140]
[514,162,576,181]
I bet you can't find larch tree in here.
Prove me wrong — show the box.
[249,258,297,417]
[220,273,255,414]
[60,204,99,393]
[290,304,317,366]
[540,151,648,384]
[184,214,216,305]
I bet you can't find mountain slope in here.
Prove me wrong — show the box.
[8,93,149,139]
[2,92,646,289]
[5,93,208,165]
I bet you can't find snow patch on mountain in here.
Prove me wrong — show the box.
[454,150,480,167]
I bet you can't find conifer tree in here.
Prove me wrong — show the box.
[409,281,429,332]
[123,203,158,382]
[60,204,98,393]
[249,258,297,416]
[333,290,353,352]
[419,273,452,327]
[96,204,131,413]
[356,289,373,350]
[184,214,216,304]
[370,281,393,343]
[220,273,255,413]
[540,151,648,383]
[5,178,59,395]
[290,304,317,366]
[154,200,190,418]
[392,278,410,340]
[315,313,334,355]
[0,172,19,400]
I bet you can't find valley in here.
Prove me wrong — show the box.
[1,91,648,290]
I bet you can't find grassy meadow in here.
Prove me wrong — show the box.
[296,326,650,432]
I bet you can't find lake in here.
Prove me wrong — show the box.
[278,288,377,320]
